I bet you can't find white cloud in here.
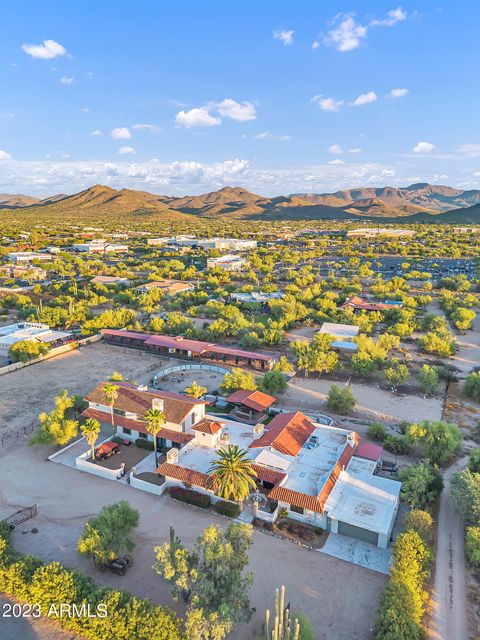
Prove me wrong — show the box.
[413,141,435,153]
[255,132,291,141]
[60,75,74,84]
[388,87,409,98]
[273,29,294,46]
[456,144,480,157]
[349,147,362,154]
[90,129,103,136]
[328,159,345,165]
[132,124,161,133]
[118,146,136,155]
[111,127,132,139]
[312,40,320,50]
[352,91,378,106]
[215,99,256,122]
[324,14,367,52]
[370,6,407,27]
[381,169,396,177]
[0,150,12,160]
[311,95,343,112]
[22,39,67,60]
[328,144,344,154]
[175,108,221,128]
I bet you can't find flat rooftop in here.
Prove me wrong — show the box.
[319,322,359,340]
[325,470,401,535]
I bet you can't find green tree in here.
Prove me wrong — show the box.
[81,418,101,460]
[30,390,79,446]
[406,420,461,466]
[155,523,254,639]
[273,356,294,373]
[102,382,119,434]
[451,307,476,332]
[463,371,480,402]
[184,380,207,399]
[9,339,49,362]
[259,370,287,395]
[399,462,443,509]
[208,445,257,502]
[465,526,480,568]
[77,501,139,563]
[417,365,439,395]
[451,469,480,525]
[468,449,480,473]
[222,368,257,393]
[404,509,433,543]
[326,384,355,414]
[384,359,409,391]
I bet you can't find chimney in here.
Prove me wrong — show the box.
[152,398,164,412]
[253,423,265,439]
[167,448,178,464]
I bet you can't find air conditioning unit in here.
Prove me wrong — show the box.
[152,398,164,412]
[253,423,265,439]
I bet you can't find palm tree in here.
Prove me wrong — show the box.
[81,418,101,460]
[208,445,257,502]
[102,383,118,435]
[183,380,207,399]
[144,408,165,466]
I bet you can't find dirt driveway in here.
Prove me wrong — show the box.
[0,442,387,640]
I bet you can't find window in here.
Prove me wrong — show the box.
[290,505,304,515]
[122,427,131,435]
[113,408,126,416]
[138,432,147,439]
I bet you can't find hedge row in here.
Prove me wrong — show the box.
[135,438,155,451]
[169,486,211,508]
[0,530,183,640]
[373,525,432,640]
[214,500,241,518]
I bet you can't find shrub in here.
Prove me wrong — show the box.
[326,384,356,414]
[404,509,433,543]
[384,435,411,455]
[463,371,480,402]
[135,438,155,450]
[214,500,241,518]
[367,422,387,442]
[169,486,211,509]
[0,535,183,640]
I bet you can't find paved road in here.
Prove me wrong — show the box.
[429,457,469,640]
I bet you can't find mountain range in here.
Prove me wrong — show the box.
[1,183,479,223]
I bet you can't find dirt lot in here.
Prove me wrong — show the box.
[0,343,169,431]
[280,377,444,423]
[0,442,387,640]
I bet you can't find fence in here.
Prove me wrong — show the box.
[1,419,38,446]
[2,504,37,527]
[153,362,230,387]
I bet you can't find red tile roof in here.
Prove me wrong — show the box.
[227,389,276,412]
[250,464,286,486]
[192,418,224,435]
[340,296,393,312]
[101,329,149,341]
[249,411,316,457]
[84,381,206,427]
[267,486,324,513]
[144,334,211,353]
[207,345,275,362]
[156,462,210,488]
[82,408,194,444]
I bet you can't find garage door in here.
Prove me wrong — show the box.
[337,521,379,545]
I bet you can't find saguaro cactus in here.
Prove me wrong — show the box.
[265,585,300,640]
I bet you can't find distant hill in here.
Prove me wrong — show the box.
[0,182,479,223]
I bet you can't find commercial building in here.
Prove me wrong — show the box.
[173,237,257,251]
[6,252,52,264]
[206,254,249,271]
[346,228,416,238]
[72,240,128,254]
[0,322,73,358]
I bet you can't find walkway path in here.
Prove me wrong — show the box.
[429,456,469,640]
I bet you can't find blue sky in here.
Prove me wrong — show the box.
[1,1,479,196]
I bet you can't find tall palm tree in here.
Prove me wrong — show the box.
[208,445,257,502]
[102,383,119,435]
[144,408,165,466]
[81,418,101,460]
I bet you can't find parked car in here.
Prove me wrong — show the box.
[95,441,119,460]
